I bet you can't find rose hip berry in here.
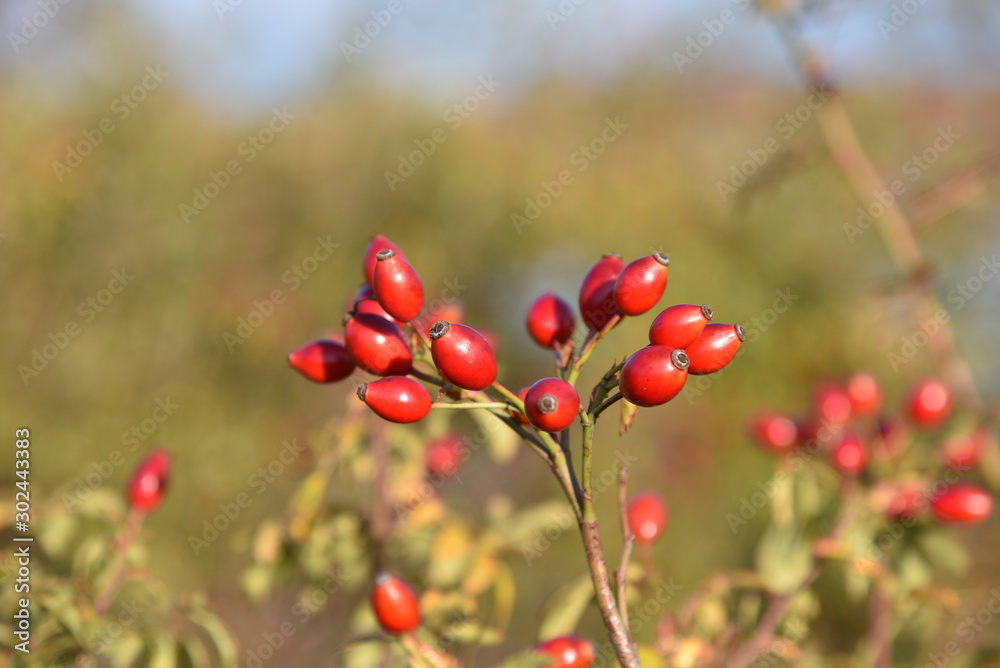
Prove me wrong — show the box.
[943,429,989,470]
[414,301,465,340]
[371,572,421,634]
[845,371,882,417]
[358,376,432,424]
[627,492,668,545]
[683,323,745,376]
[619,346,689,407]
[613,252,670,317]
[363,234,406,288]
[830,432,868,476]
[536,635,596,668]
[524,377,580,432]
[885,485,925,520]
[429,321,497,391]
[127,449,172,512]
[373,249,424,322]
[579,253,625,331]
[930,484,993,524]
[748,411,799,455]
[425,433,466,478]
[344,312,413,376]
[648,304,713,349]
[813,382,853,425]
[288,339,355,383]
[526,292,576,348]
[906,377,953,429]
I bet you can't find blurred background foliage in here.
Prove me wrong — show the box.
[2,0,1000,665]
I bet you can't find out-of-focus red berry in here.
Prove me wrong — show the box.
[127,449,172,512]
[845,371,883,417]
[931,484,993,524]
[536,635,595,668]
[906,377,953,429]
[425,434,466,478]
[830,432,868,476]
[627,492,668,545]
[748,411,799,455]
[371,572,421,634]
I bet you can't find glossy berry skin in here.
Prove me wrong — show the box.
[536,635,595,668]
[425,434,466,478]
[930,484,993,524]
[371,572,421,634]
[288,339,355,383]
[830,432,868,476]
[429,321,497,391]
[344,313,413,376]
[613,253,670,317]
[526,293,576,348]
[683,323,745,376]
[127,449,172,512]
[358,377,431,424]
[627,492,668,545]
[525,378,580,432]
[649,304,713,349]
[373,249,424,322]
[510,387,531,426]
[579,253,625,331]
[619,346,689,407]
[363,235,407,288]
[354,296,398,323]
[845,371,882,417]
[906,378,953,429]
[748,411,799,455]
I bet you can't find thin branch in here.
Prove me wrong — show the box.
[94,507,145,614]
[869,576,892,668]
[593,392,624,419]
[615,467,635,637]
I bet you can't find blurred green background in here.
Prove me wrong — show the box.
[3,0,1000,665]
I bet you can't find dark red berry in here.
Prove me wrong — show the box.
[344,313,413,376]
[830,432,868,476]
[845,371,882,417]
[649,304,713,349]
[579,253,624,331]
[363,235,406,288]
[884,484,925,519]
[619,346,689,407]
[429,321,497,391]
[526,292,575,348]
[371,572,421,634]
[943,428,989,470]
[813,382,853,425]
[357,376,431,423]
[613,253,669,316]
[627,492,668,545]
[536,635,595,668]
[748,411,798,455]
[354,297,398,323]
[906,377,953,429]
[288,339,355,383]
[524,378,580,431]
[127,449,172,512]
[425,433,466,478]
[931,484,993,524]
[373,249,424,322]
[683,323,744,376]
[509,387,530,427]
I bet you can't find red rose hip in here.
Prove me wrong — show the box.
[930,484,993,524]
[906,377,953,429]
[373,249,424,322]
[425,433,466,478]
[288,339,355,383]
[524,378,580,432]
[648,304,713,349]
[579,253,624,331]
[363,235,406,288]
[344,312,413,376]
[627,492,668,544]
[429,321,497,391]
[684,323,745,376]
[526,292,576,348]
[830,432,868,476]
[845,371,882,417]
[371,572,421,634]
[358,376,432,423]
[748,411,799,455]
[509,387,531,427]
[536,635,595,668]
[613,252,670,316]
[619,346,689,407]
[813,382,853,425]
[127,449,172,512]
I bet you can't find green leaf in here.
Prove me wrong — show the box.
[490,501,575,550]
[916,528,969,576]
[107,631,146,668]
[619,398,639,436]
[187,609,237,668]
[177,634,212,668]
[538,574,594,640]
[755,525,813,594]
[147,633,177,668]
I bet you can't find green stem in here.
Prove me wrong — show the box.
[567,315,622,386]
[592,392,624,419]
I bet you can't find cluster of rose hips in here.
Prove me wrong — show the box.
[747,372,994,524]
